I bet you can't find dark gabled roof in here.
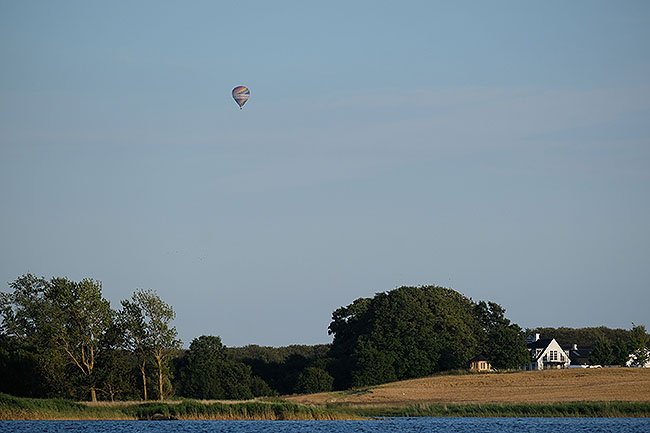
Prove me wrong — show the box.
[564,345,593,364]
[471,354,489,362]
[527,338,553,350]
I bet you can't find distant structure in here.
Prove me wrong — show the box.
[524,334,571,370]
[469,355,492,372]
[626,348,650,368]
[565,343,593,367]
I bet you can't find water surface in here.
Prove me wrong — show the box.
[1,418,649,432]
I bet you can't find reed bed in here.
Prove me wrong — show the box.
[0,393,354,420]
[124,400,355,420]
[0,393,133,420]
[3,393,649,420]
[349,401,650,418]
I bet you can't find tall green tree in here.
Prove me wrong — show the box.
[47,277,114,402]
[329,286,480,389]
[178,335,254,399]
[0,334,47,397]
[296,367,334,394]
[612,338,630,366]
[589,336,614,365]
[1,275,113,401]
[119,295,151,400]
[0,274,54,346]
[475,301,529,369]
[628,324,649,367]
[130,289,182,400]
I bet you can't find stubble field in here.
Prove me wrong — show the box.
[286,368,650,407]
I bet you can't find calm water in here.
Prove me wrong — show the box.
[1,418,649,433]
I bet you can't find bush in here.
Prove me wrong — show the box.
[296,367,334,394]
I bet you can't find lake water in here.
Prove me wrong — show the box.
[1,418,649,433]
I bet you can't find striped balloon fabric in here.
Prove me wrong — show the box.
[232,86,250,109]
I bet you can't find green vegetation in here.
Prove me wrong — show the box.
[349,401,650,418]
[2,274,649,403]
[327,286,530,389]
[528,326,638,349]
[2,393,649,420]
[533,324,649,367]
[0,393,129,420]
[177,335,257,400]
[0,393,352,420]
[0,274,275,401]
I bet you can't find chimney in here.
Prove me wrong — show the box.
[535,333,540,342]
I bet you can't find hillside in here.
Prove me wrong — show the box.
[286,368,650,407]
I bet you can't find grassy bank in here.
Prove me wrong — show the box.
[0,393,130,420]
[3,393,650,419]
[0,393,353,420]
[347,401,650,418]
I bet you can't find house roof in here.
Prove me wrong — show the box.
[563,345,592,364]
[527,338,553,350]
[471,354,490,362]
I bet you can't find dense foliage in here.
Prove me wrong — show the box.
[530,325,649,367]
[527,326,635,347]
[327,285,529,389]
[2,275,649,401]
[474,301,530,370]
[177,335,255,400]
[229,345,331,395]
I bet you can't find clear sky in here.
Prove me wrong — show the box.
[1,1,649,347]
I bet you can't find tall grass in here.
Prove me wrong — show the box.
[0,393,354,420]
[2,393,649,420]
[350,401,650,418]
[0,393,131,420]
[122,400,354,420]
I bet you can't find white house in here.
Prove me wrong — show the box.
[524,334,571,370]
[626,348,650,368]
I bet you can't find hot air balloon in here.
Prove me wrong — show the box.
[232,86,250,109]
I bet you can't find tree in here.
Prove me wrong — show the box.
[178,335,254,399]
[47,278,114,402]
[525,326,632,347]
[1,275,113,402]
[475,301,529,370]
[328,286,480,389]
[628,324,649,367]
[0,274,55,347]
[119,295,151,400]
[250,376,275,397]
[129,289,181,400]
[296,367,334,394]
[612,338,630,366]
[0,334,47,397]
[589,336,613,366]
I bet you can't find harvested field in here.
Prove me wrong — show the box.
[286,368,650,406]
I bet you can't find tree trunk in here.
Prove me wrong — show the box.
[140,361,148,401]
[90,386,97,403]
[157,356,164,401]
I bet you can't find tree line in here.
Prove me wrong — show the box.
[528,325,649,367]
[1,275,648,401]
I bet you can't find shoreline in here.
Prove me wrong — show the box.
[2,394,650,420]
[3,369,650,420]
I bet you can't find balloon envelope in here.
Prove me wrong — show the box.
[232,86,250,109]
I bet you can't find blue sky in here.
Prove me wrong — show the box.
[1,1,649,347]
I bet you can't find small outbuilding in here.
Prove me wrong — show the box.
[469,355,492,372]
